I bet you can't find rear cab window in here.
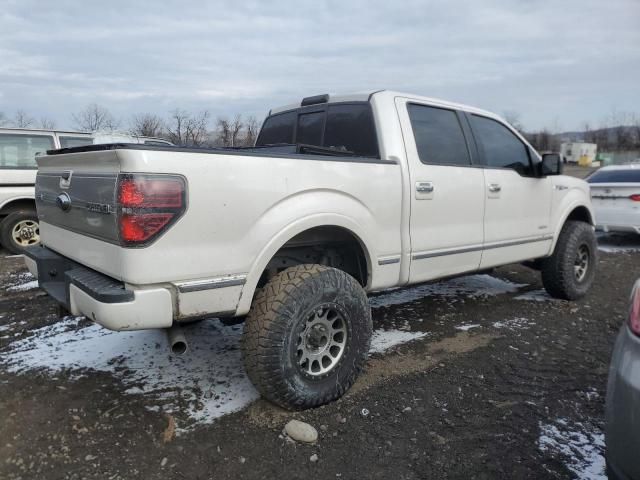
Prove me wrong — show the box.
[587,169,640,183]
[256,102,379,158]
[58,136,94,149]
[0,133,55,169]
[469,114,533,176]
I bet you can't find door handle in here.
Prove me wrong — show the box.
[488,183,501,193]
[416,181,434,193]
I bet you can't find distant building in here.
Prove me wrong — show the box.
[560,142,597,165]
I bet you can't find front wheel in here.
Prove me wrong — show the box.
[0,210,40,254]
[242,264,372,409]
[541,221,597,300]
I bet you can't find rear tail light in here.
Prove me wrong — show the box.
[117,174,186,246]
[629,281,640,336]
[629,194,640,202]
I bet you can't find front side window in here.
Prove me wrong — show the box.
[0,134,54,169]
[59,136,94,149]
[470,115,532,175]
[407,104,471,166]
[255,111,296,145]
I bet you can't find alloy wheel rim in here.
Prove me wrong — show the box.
[11,220,40,247]
[574,244,590,282]
[296,305,348,377]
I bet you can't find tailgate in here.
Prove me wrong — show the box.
[35,149,121,244]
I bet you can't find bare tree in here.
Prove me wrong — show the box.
[39,117,56,129]
[130,113,165,138]
[502,110,524,134]
[244,116,259,146]
[230,114,244,147]
[72,104,120,131]
[14,110,35,128]
[0,112,9,127]
[215,117,232,147]
[166,109,210,146]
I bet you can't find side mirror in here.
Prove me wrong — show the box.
[539,153,562,176]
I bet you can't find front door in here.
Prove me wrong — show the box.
[465,113,553,268]
[396,99,486,284]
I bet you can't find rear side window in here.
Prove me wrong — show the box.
[296,111,324,145]
[256,102,379,158]
[0,133,54,169]
[59,136,94,148]
[407,104,471,166]
[470,115,532,175]
[324,104,378,157]
[256,111,296,145]
[587,169,640,183]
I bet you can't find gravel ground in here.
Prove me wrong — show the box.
[0,231,638,480]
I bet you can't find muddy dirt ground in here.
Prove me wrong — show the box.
[0,231,639,480]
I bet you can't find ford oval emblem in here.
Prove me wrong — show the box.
[56,192,72,212]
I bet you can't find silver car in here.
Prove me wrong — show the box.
[606,279,640,480]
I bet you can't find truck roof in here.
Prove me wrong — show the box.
[269,90,500,120]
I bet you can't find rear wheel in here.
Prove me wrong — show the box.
[0,211,40,254]
[541,221,597,300]
[242,264,372,409]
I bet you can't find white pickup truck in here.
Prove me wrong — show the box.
[24,91,597,409]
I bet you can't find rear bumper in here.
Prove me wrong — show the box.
[24,246,173,330]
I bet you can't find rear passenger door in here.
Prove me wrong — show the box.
[466,114,553,268]
[396,99,485,283]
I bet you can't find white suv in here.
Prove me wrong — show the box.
[0,128,172,254]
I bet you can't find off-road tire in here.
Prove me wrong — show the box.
[0,210,40,255]
[242,264,372,409]
[541,221,597,300]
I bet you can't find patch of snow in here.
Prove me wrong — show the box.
[1,316,431,427]
[492,317,535,330]
[455,324,481,331]
[369,274,526,308]
[538,418,605,480]
[1,317,259,429]
[3,272,35,291]
[369,329,429,353]
[514,289,555,302]
[7,280,39,292]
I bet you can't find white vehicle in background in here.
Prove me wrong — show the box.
[588,164,640,234]
[0,128,172,254]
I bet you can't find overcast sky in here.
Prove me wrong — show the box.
[1,0,638,132]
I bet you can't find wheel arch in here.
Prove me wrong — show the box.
[236,215,375,316]
[549,202,595,253]
[0,197,36,217]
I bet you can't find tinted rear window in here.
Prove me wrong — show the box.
[588,169,640,183]
[0,133,54,169]
[59,136,94,149]
[256,111,296,145]
[324,104,378,157]
[256,102,379,158]
[296,111,324,145]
